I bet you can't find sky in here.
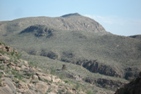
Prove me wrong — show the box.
[0,0,141,36]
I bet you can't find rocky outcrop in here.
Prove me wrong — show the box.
[75,59,123,77]
[40,50,58,59]
[0,42,86,94]
[84,77,125,90]
[96,78,124,90]
[129,35,141,40]
[20,25,54,38]
[115,72,141,94]
[60,58,140,80]
[124,67,140,80]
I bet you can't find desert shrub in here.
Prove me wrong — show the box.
[11,70,23,80]
[62,64,66,70]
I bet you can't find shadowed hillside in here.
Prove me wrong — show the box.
[115,72,141,94]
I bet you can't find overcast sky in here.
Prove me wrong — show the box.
[0,0,141,36]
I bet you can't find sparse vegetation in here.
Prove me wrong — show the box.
[0,14,140,94]
[0,42,87,94]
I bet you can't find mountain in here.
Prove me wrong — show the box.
[0,13,141,93]
[0,13,107,36]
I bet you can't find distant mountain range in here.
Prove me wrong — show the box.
[0,13,141,94]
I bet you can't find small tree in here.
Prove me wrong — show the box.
[62,64,66,70]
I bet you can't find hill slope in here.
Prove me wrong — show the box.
[0,13,141,93]
[0,42,86,94]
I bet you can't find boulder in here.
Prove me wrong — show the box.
[35,81,48,94]
[0,55,10,61]
[4,78,16,93]
[0,85,13,94]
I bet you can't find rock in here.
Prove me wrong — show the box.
[15,67,21,71]
[0,79,6,87]
[0,43,86,94]
[124,67,140,80]
[0,55,10,61]
[23,60,29,67]
[23,90,36,94]
[38,74,52,81]
[96,78,124,90]
[0,44,4,49]
[4,78,16,93]
[28,83,35,90]
[48,92,56,94]
[52,76,62,83]
[35,81,48,94]
[0,85,13,94]
[115,72,141,94]
[36,72,52,81]
[21,65,27,70]
[43,51,58,59]
[18,81,28,90]
[76,59,123,77]
[32,75,38,80]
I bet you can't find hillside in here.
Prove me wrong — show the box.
[0,13,141,93]
[0,42,87,94]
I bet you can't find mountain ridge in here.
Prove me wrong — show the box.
[0,13,107,35]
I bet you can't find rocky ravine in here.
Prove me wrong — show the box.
[0,42,85,94]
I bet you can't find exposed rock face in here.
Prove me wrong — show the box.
[96,78,124,90]
[115,72,141,94]
[40,51,58,59]
[129,35,141,40]
[20,25,54,37]
[84,77,125,90]
[75,59,123,77]
[124,67,140,80]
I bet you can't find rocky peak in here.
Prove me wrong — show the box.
[61,13,81,17]
[0,13,108,35]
